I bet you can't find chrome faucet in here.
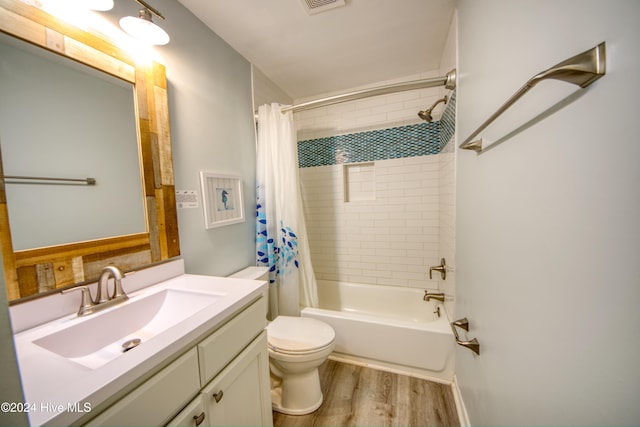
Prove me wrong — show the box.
[423,291,445,302]
[62,265,128,316]
[96,265,127,303]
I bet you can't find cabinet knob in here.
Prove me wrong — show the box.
[213,390,224,403]
[193,412,205,426]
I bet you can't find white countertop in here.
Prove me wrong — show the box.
[12,273,267,426]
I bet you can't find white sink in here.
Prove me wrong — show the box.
[12,267,269,427]
[33,288,224,369]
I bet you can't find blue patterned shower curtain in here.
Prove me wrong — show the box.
[256,103,318,317]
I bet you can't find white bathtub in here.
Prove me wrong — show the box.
[301,280,455,382]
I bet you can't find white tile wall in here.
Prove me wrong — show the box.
[295,72,453,292]
[294,71,447,141]
[438,11,457,320]
[300,156,441,289]
[439,134,456,318]
[344,163,375,202]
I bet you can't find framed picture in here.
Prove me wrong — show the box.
[200,172,245,229]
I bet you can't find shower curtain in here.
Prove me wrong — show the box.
[256,103,318,317]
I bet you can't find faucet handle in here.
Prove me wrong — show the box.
[429,258,447,280]
[62,286,95,316]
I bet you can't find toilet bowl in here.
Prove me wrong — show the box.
[267,316,335,414]
[230,267,335,415]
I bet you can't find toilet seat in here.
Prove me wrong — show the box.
[267,316,335,355]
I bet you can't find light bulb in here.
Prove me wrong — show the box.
[87,0,114,11]
[119,9,170,46]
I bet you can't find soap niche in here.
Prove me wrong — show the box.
[344,162,375,202]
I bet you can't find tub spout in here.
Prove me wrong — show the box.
[424,291,445,302]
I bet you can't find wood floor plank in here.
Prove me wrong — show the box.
[273,360,459,427]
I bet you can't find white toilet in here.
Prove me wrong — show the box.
[230,267,335,415]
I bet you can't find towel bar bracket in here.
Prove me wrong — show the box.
[451,317,480,355]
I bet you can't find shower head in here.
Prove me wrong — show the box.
[418,95,448,122]
[418,110,433,122]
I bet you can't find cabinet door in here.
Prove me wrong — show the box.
[165,395,206,427]
[202,331,273,427]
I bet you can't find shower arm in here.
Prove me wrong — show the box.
[459,42,606,153]
[419,95,448,122]
[429,95,448,112]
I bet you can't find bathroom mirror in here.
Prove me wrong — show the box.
[0,1,180,302]
[0,32,146,251]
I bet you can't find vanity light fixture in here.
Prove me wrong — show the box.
[119,0,170,45]
[87,0,114,11]
[44,0,113,12]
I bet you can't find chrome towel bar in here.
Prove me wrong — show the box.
[459,42,606,153]
[3,175,96,185]
[451,318,480,355]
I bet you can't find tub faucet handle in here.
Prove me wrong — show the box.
[429,258,446,280]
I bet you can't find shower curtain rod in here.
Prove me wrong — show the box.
[279,69,456,114]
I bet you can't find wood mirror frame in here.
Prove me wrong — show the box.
[0,0,180,301]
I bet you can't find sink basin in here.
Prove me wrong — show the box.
[33,289,224,369]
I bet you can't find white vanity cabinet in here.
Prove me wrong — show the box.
[84,297,272,427]
[168,332,271,427]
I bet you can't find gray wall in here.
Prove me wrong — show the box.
[456,0,640,424]
[252,65,292,110]
[107,0,258,277]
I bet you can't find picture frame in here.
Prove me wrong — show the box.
[200,172,245,229]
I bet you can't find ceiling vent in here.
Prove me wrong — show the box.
[299,0,346,15]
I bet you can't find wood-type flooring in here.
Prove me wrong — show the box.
[273,360,460,427]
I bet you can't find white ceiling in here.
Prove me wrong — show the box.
[177,0,455,100]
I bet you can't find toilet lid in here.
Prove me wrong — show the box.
[267,316,335,354]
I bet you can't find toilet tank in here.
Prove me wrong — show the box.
[229,266,269,281]
[229,266,271,319]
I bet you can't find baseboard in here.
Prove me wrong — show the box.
[451,375,470,426]
[328,353,453,385]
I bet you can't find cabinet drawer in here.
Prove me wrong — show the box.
[87,348,200,426]
[198,297,266,385]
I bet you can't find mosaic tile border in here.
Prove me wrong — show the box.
[439,89,456,150]
[297,91,457,168]
[298,122,440,168]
